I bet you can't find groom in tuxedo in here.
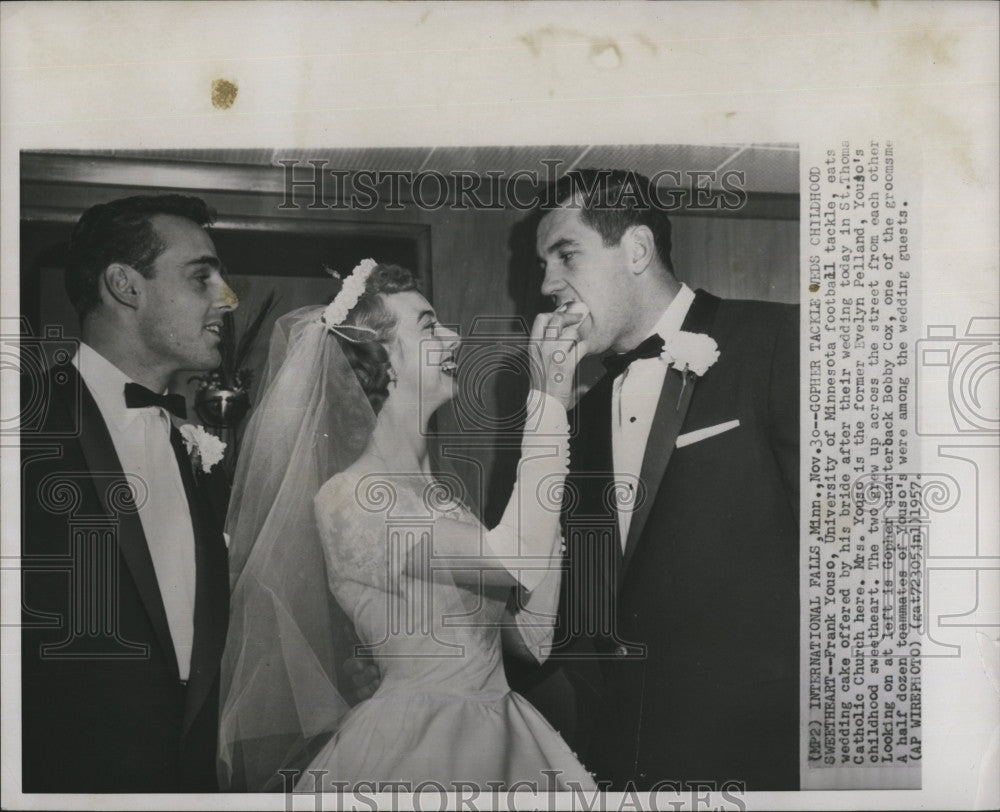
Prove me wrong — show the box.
[526,169,799,790]
[21,195,237,792]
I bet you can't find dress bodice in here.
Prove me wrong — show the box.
[315,472,514,697]
[305,415,595,792]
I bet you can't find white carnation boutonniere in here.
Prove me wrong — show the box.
[660,331,720,406]
[178,424,227,474]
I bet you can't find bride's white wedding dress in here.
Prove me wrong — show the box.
[301,402,596,791]
[218,308,594,793]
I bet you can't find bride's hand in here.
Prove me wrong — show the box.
[530,302,590,410]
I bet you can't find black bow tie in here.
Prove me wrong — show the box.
[602,333,665,379]
[124,382,187,420]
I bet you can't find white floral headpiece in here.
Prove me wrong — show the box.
[321,258,379,342]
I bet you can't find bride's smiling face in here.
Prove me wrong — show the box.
[382,290,460,413]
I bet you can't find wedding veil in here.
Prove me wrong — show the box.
[218,305,377,791]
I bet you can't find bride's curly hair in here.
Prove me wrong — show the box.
[332,262,421,414]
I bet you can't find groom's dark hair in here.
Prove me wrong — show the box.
[65,194,216,319]
[548,168,674,273]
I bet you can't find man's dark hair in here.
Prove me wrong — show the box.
[64,194,216,319]
[549,168,674,272]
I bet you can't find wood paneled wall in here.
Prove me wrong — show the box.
[20,155,799,516]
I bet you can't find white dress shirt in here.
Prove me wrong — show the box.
[611,284,695,549]
[73,342,197,680]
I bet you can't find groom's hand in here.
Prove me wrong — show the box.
[530,302,590,409]
[344,656,381,703]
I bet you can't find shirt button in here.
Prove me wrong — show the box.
[614,645,628,657]
[629,416,637,423]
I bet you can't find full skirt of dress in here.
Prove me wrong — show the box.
[301,472,597,793]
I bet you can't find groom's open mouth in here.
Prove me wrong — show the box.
[554,298,592,331]
[204,322,223,340]
[439,352,458,377]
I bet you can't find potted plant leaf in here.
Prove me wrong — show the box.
[191,289,278,430]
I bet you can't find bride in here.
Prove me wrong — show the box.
[218,259,595,793]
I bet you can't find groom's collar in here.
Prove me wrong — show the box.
[679,287,722,336]
[646,282,695,351]
[72,341,168,432]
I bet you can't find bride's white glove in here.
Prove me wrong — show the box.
[482,304,588,591]
[530,300,590,411]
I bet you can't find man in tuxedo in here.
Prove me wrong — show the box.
[528,169,799,790]
[21,195,237,791]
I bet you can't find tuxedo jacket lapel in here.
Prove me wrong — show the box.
[567,374,623,608]
[620,290,722,580]
[70,367,179,680]
[170,426,229,739]
[620,369,694,579]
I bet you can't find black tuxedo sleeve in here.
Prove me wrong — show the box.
[767,304,800,521]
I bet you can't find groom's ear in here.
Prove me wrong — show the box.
[101,262,142,310]
[623,225,655,276]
